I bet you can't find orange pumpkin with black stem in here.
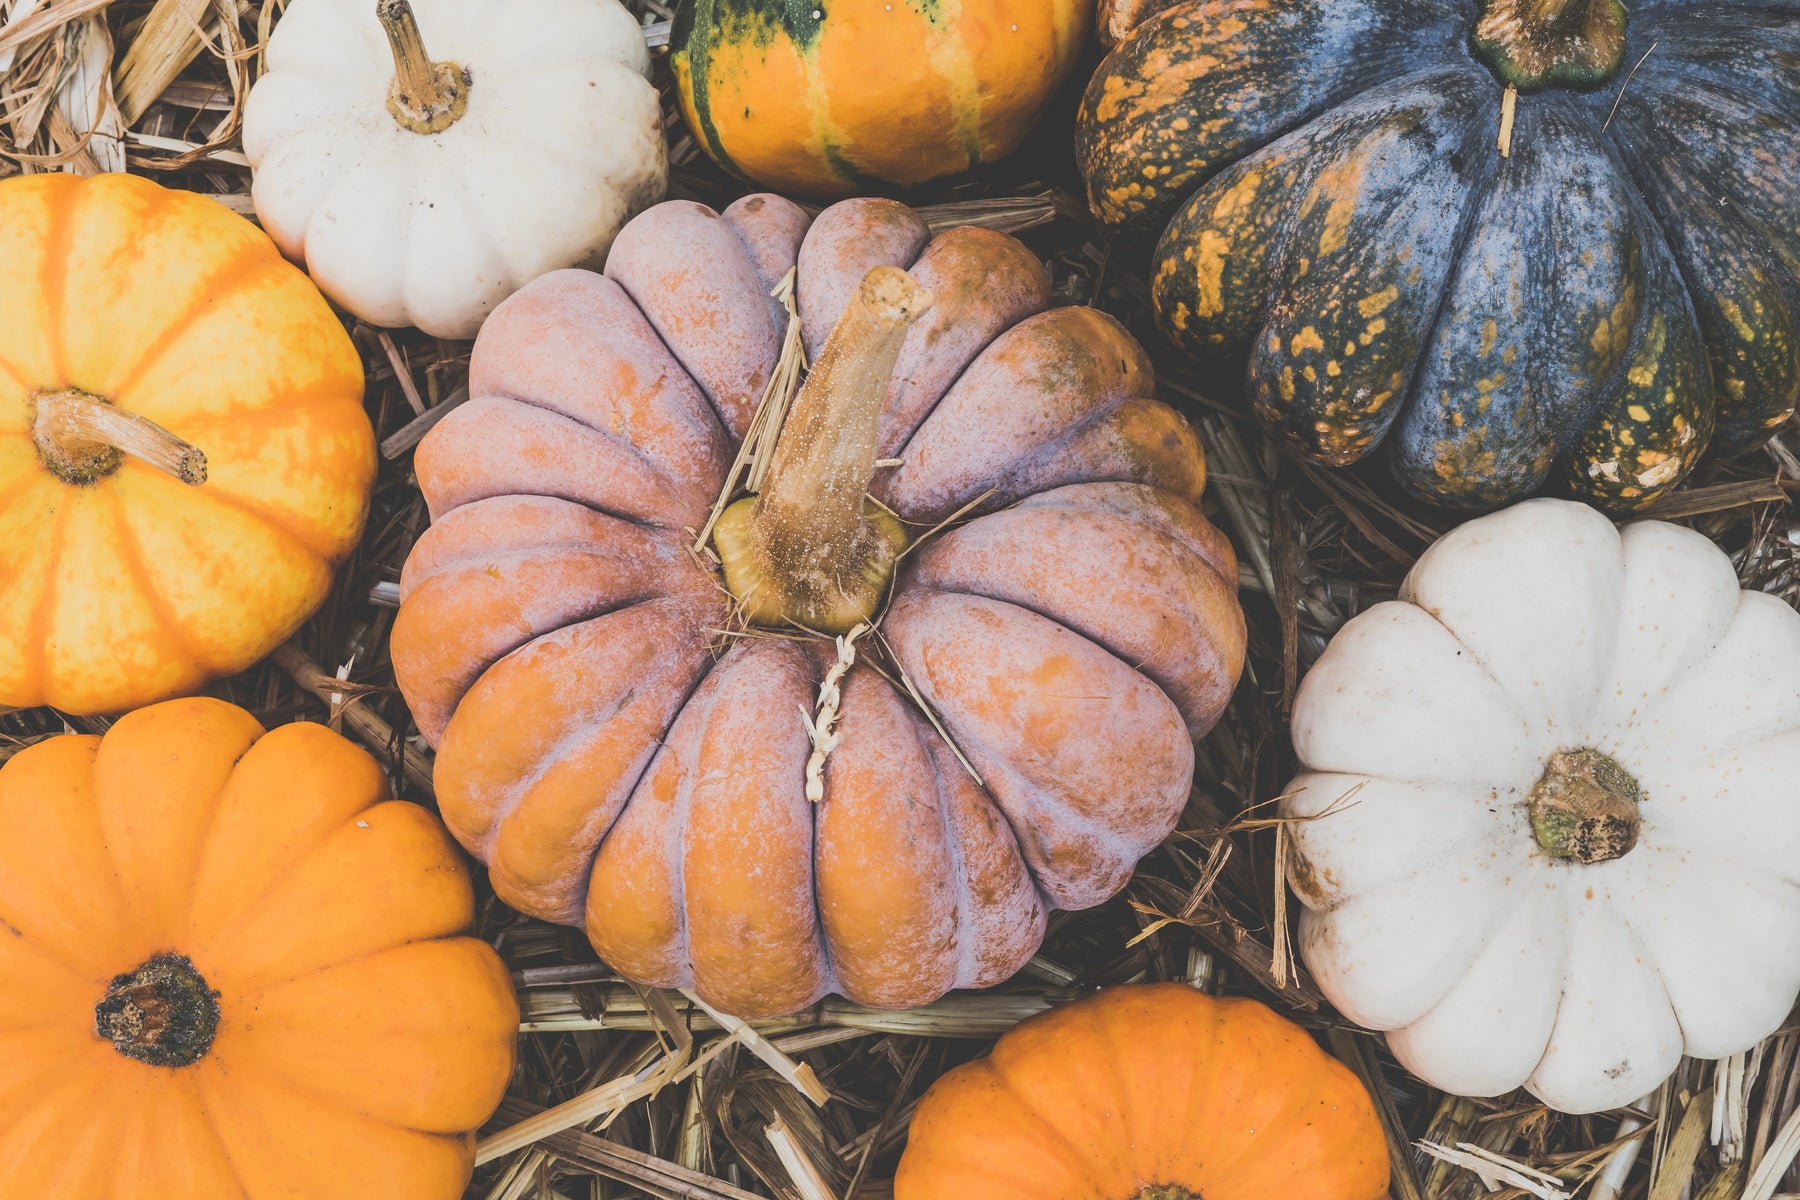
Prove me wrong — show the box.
[896,984,1390,1200]
[0,172,373,716]
[0,698,518,1197]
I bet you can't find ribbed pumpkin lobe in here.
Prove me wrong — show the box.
[1472,0,1628,92]
[94,953,221,1068]
[31,387,208,486]
[1528,748,1641,864]
[378,0,471,134]
[713,265,931,635]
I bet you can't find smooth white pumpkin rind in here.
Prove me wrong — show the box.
[1523,902,1681,1113]
[1399,497,1623,742]
[1285,497,1800,1114]
[1385,888,1567,1097]
[1291,602,1542,788]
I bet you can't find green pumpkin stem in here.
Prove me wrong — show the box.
[1472,0,1629,92]
[95,953,221,1069]
[1527,748,1642,864]
[32,387,207,486]
[713,266,932,635]
[378,0,471,134]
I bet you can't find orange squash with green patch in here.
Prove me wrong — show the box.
[0,173,374,716]
[672,0,1089,196]
[1076,0,1800,510]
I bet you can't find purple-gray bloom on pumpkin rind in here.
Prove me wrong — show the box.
[1076,0,1800,511]
[390,195,1248,1020]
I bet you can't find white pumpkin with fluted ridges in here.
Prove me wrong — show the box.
[243,0,665,338]
[1282,498,1800,1114]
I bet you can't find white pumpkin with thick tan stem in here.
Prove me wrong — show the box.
[243,0,665,338]
[1282,498,1800,1114]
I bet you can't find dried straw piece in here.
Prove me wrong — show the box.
[113,0,211,125]
[1417,1139,1571,1200]
[270,642,434,795]
[1648,1087,1712,1200]
[683,990,830,1106]
[765,1117,840,1200]
[491,1098,765,1200]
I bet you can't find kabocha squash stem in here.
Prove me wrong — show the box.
[713,265,933,634]
[378,0,470,134]
[32,387,207,486]
[1472,0,1628,91]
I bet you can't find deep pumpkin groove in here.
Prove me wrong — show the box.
[394,194,1246,1017]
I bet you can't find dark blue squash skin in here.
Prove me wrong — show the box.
[1082,0,1800,510]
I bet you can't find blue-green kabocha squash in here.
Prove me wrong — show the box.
[1076,0,1800,510]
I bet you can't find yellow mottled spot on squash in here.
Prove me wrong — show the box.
[1326,360,1341,377]
[1627,404,1650,422]
[1343,341,1356,357]
[1279,367,1296,402]
[1190,229,1231,319]
[1318,192,1357,255]
[1628,364,1656,388]
[1720,298,1757,342]
[1303,365,1317,383]
[1359,318,1387,345]
[1358,286,1399,319]
[1478,320,1498,357]
[1292,326,1325,355]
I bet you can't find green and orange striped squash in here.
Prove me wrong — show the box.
[672,0,1090,196]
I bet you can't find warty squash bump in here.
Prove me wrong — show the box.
[0,172,374,717]
[391,194,1248,1018]
[1282,498,1800,1113]
[0,698,518,1197]
[1077,0,1800,511]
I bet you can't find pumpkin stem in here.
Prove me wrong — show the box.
[1527,748,1641,864]
[32,387,207,486]
[1472,0,1628,92]
[94,953,221,1069]
[378,0,470,134]
[1135,1188,1201,1200]
[713,266,932,635]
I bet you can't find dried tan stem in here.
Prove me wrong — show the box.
[32,388,206,485]
[713,267,932,634]
[377,0,468,134]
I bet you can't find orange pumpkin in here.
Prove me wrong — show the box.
[672,0,1091,196]
[896,984,1391,1200]
[0,698,518,1197]
[0,172,374,717]
[392,195,1247,1018]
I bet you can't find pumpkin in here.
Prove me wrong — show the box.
[391,194,1247,1018]
[1280,498,1800,1114]
[894,983,1390,1200]
[0,172,374,717]
[1075,0,1800,511]
[0,697,518,1196]
[671,0,1089,197]
[243,0,666,339]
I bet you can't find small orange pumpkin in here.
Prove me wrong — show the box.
[0,172,374,716]
[896,984,1390,1200]
[0,698,518,1197]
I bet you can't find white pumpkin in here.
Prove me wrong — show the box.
[1282,498,1800,1114]
[243,0,666,338]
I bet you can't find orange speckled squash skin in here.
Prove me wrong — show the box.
[0,698,518,1198]
[0,173,374,716]
[671,0,1090,196]
[393,194,1247,1018]
[895,984,1391,1200]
